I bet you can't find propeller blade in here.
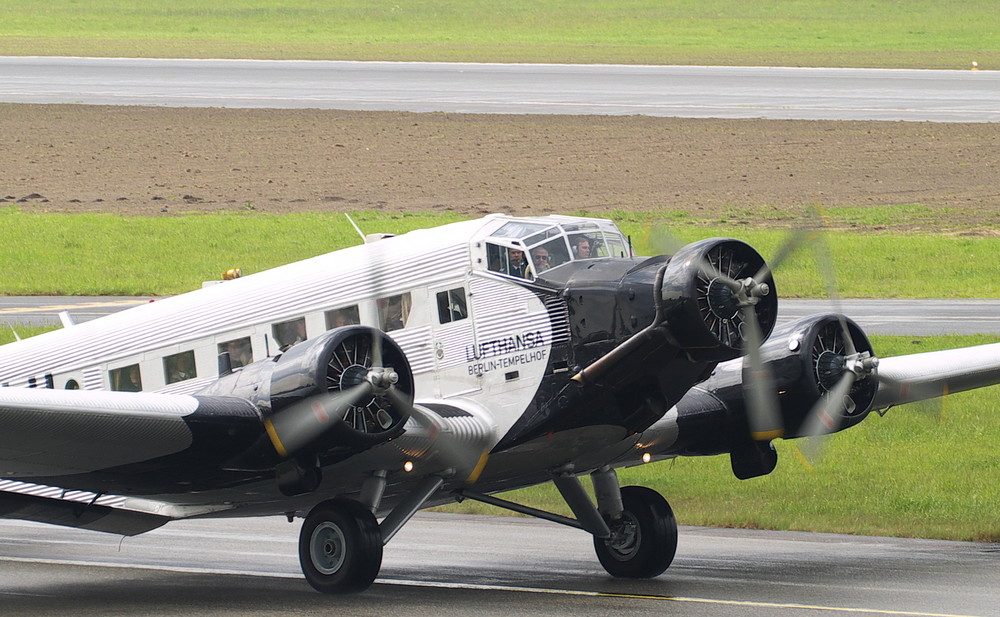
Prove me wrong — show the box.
[742,303,784,441]
[805,207,857,358]
[647,223,687,256]
[797,369,857,462]
[752,227,812,284]
[264,383,372,458]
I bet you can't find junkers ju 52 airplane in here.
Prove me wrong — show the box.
[1,213,999,593]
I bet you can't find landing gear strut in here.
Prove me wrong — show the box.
[594,485,678,578]
[459,472,679,580]
[298,499,382,594]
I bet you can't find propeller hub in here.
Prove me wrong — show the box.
[366,367,399,392]
[816,350,846,391]
[707,279,740,319]
[339,364,370,390]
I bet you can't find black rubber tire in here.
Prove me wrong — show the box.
[298,499,383,594]
[594,485,678,578]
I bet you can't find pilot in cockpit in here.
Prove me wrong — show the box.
[571,236,592,260]
[507,248,528,278]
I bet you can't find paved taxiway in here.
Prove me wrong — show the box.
[2,296,998,335]
[2,58,999,122]
[2,513,998,617]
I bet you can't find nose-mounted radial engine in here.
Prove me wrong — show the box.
[502,237,779,449]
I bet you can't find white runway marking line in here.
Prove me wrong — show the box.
[0,556,984,617]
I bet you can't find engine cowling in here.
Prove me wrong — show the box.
[203,326,414,455]
[750,314,878,438]
[667,313,878,458]
[660,238,778,362]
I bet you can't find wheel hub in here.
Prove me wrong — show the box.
[606,512,641,561]
[310,521,347,575]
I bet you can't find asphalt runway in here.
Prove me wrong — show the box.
[1,58,998,122]
[2,296,998,335]
[2,513,998,617]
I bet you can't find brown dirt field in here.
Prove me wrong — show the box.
[2,104,999,231]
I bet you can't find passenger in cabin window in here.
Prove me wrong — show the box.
[275,319,307,351]
[225,339,253,368]
[507,248,528,278]
[378,294,411,332]
[167,353,196,384]
[380,297,404,331]
[328,308,358,328]
[123,366,142,392]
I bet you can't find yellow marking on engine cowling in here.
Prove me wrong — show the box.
[751,429,784,441]
[263,418,289,458]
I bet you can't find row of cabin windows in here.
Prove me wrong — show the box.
[105,288,467,392]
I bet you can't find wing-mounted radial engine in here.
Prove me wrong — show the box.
[201,326,414,495]
[501,238,778,448]
[647,313,879,479]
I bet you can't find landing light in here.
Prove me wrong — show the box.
[642,452,652,464]
[403,461,414,473]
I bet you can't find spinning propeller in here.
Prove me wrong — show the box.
[264,327,415,459]
[650,208,882,454]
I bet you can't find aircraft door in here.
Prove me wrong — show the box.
[428,283,480,398]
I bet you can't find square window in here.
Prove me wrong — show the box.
[325,305,360,329]
[377,293,411,332]
[273,317,307,351]
[163,350,197,384]
[436,288,468,324]
[110,364,142,392]
[218,337,253,369]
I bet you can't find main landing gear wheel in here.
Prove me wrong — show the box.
[299,499,383,594]
[594,486,678,579]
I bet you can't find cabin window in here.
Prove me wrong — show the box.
[163,350,197,384]
[218,337,253,369]
[377,293,411,332]
[110,364,142,392]
[326,305,360,329]
[436,288,468,324]
[273,318,307,351]
[65,379,80,390]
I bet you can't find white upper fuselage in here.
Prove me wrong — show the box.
[0,214,624,441]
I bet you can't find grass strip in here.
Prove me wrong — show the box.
[0,0,997,69]
[1,208,997,298]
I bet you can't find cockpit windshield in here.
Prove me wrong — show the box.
[484,217,629,280]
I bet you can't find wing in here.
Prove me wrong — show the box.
[0,387,260,478]
[0,387,266,535]
[872,342,1000,408]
